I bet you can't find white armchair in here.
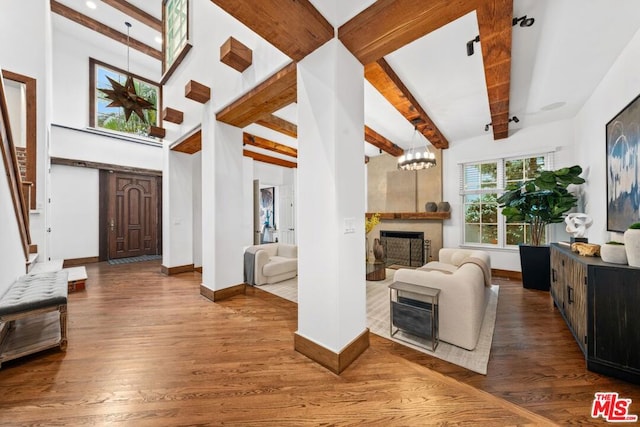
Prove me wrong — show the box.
[393,248,491,350]
[245,243,298,286]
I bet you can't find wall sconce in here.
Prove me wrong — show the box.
[509,116,520,123]
[484,123,492,132]
[513,15,535,27]
[466,35,480,56]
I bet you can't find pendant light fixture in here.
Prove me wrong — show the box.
[397,127,437,170]
[100,22,155,123]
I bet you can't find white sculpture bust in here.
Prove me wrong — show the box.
[565,213,593,238]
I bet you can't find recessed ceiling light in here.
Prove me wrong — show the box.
[154,36,163,45]
[86,1,97,9]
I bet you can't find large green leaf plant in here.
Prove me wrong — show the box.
[497,165,585,246]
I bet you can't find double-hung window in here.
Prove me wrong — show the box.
[461,154,551,248]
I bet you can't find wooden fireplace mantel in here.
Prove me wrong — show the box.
[365,212,450,220]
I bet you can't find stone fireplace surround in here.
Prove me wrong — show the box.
[367,153,444,262]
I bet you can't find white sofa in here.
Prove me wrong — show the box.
[393,248,491,351]
[245,243,298,286]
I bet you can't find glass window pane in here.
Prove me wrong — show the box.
[94,63,159,136]
[506,224,525,245]
[165,0,188,70]
[465,203,480,223]
[505,159,522,181]
[465,224,480,243]
[464,164,480,190]
[525,156,545,179]
[481,225,498,245]
[481,204,497,223]
[480,162,497,188]
[464,194,480,203]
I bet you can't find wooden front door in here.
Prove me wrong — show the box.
[107,172,159,259]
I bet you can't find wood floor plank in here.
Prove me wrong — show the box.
[0,262,637,425]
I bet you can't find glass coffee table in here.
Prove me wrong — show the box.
[366,261,386,281]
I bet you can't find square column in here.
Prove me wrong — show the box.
[200,104,246,300]
[162,144,194,274]
[295,39,368,373]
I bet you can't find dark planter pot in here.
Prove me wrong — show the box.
[519,244,551,291]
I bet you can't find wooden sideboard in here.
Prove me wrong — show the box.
[550,243,640,383]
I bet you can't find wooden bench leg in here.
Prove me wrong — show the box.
[59,304,68,351]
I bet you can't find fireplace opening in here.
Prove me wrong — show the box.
[380,230,430,268]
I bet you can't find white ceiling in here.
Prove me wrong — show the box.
[51,0,640,159]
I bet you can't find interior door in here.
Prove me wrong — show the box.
[107,172,158,259]
[279,184,295,244]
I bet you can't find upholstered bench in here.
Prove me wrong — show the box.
[0,271,69,368]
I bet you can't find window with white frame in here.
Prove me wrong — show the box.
[461,154,551,248]
[163,0,188,74]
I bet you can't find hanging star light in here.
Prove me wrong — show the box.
[100,75,154,123]
[99,21,155,124]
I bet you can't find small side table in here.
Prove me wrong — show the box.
[388,281,440,351]
[366,262,386,281]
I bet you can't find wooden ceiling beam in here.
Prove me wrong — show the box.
[216,62,297,128]
[243,133,297,158]
[256,114,298,138]
[101,0,162,32]
[210,0,332,61]
[243,149,297,168]
[364,126,404,157]
[50,0,162,61]
[171,128,202,154]
[477,0,513,140]
[339,0,476,65]
[365,59,449,149]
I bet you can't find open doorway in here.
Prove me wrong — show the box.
[252,181,296,245]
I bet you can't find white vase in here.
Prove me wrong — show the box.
[623,229,640,267]
[600,243,628,265]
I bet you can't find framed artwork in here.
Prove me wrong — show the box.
[260,187,275,229]
[606,93,640,232]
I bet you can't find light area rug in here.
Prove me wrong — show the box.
[259,269,499,375]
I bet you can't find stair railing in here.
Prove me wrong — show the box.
[0,68,31,260]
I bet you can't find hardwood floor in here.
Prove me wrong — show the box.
[0,261,638,425]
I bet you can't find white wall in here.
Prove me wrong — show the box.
[163,149,193,268]
[51,26,159,129]
[50,125,162,170]
[0,147,28,297]
[575,27,640,245]
[0,0,51,259]
[442,119,576,271]
[192,152,202,268]
[49,165,99,260]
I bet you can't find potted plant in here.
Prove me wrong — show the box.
[600,241,627,265]
[497,165,585,290]
[624,222,640,267]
